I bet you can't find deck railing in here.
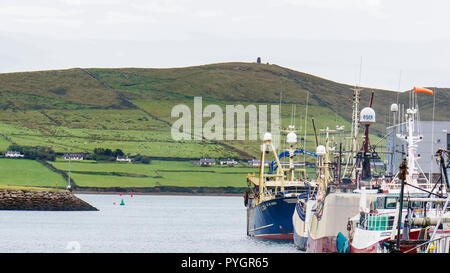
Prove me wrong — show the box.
[404,235,450,253]
[358,212,395,231]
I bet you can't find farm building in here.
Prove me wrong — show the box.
[116,155,131,162]
[5,151,24,158]
[63,153,84,160]
[199,158,216,166]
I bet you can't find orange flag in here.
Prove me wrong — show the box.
[413,86,434,95]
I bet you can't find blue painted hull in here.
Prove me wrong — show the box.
[246,196,297,240]
[293,199,308,250]
[293,230,308,250]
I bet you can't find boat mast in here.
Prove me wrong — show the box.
[343,85,362,180]
[258,132,285,202]
[316,127,334,198]
[394,98,422,192]
[287,125,296,182]
[303,91,310,165]
[346,58,363,181]
[359,91,375,181]
[336,125,345,183]
[258,140,265,203]
[395,87,435,192]
[325,127,333,185]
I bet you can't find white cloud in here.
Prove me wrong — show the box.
[280,0,382,10]
[0,0,448,90]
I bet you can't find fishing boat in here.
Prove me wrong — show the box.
[292,126,362,251]
[292,87,387,252]
[297,128,381,252]
[245,126,317,240]
[343,87,450,253]
[345,189,449,253]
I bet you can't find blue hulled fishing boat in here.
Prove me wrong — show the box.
[245,128,317,240]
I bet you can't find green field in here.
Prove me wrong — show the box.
[0,157,315,190]
[50,159,259,188]
[0,158,67,188]
[0,136,11,151]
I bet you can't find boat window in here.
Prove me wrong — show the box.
[370,159,385,177]
[385,197,397,209]
[409,201,422,209]
[376,198,384,210]
[384,197,423,209]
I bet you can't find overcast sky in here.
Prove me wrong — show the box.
[0,0,449,91]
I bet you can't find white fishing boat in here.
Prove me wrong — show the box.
[293,87,386,252]
[344,87,450,253]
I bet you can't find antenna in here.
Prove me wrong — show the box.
[279,90,283,133]
[293,104,296,128]
[312,118,319,147]
[396,70,402,104]
[358,56,363,87]
[303,91,310,163]
[429,88,436,181]
[342,57,364,180]
[290,104,294,125]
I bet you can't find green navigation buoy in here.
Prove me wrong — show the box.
[120,198,125,206]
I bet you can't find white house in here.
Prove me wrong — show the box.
[116,155,131,162]
[5,151,24,158]
[63,153,84,160]
[247,159,270,167]
[219,158,239,166]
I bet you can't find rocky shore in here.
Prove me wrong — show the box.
[0,188,98,211]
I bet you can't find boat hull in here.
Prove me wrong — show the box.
[349,228,423,253]
[293,202,308,249]
[349,242,378,253]
[292,195,314,250]
[306,192,370,253]
[293,230,308,250]
[307,235,337,253]
[247,196,297,240]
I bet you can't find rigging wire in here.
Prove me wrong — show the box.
[303,91,310,164]
[429,89,436,181]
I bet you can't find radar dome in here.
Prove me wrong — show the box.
[286,132,297,144]
[316,145,326,155]
[360,107,376,123]
[390,103,399,112]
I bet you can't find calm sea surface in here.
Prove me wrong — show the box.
[0,194,299,253]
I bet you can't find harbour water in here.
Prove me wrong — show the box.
[0,194,299,253]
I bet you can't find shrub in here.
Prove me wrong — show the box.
[93,148,125,161]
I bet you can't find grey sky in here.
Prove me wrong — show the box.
[0,0,449,90]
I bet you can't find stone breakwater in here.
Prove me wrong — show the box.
[0,189,98,211]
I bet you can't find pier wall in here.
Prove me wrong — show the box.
[0,188,98,211]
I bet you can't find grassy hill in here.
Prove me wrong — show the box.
[0,62,448,160]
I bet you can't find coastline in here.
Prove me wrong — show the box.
[71,185,247,196]
[73,190,243,197]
